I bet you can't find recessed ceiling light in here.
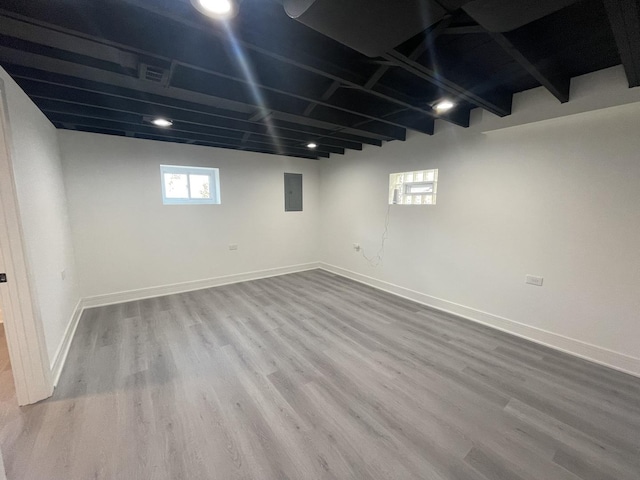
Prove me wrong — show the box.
[191,0,236,18]
[307,142,318,149]
[434,100,455,113]
[151,118,173,127]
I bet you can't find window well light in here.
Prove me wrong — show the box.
[151,118,173,128]
[434,100,455,113]
[307,142,318,149]
[191,0,237,18]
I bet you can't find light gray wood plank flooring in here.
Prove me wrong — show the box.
[1,270,639,479]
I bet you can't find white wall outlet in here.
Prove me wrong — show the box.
[353,243,361,252]
[61,269,66,281]
[229,244,238,251]
[525,274,543,286]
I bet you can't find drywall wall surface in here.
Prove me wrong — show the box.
[476,66,640,133]
[0,68,80,365]
[319,101,640,366]
[59,131,321,298]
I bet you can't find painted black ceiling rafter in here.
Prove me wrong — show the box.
[0,44,401,144]
[0,10,428,135]
[0,0,629,157]
[0,41,407,144]
[49,113,330,159]
[41,106,346,155]
[382,50,513,118]
[603,0,640,88]
[79,1,452,129]
[486,31,570,103]
[300,14,472,128]
[132,131,322,160]
[455,6,571,103]
[19,81,357,152]
[7,67,373,150]
[0,15,398,145]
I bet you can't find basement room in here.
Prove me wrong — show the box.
[0,0,638,478]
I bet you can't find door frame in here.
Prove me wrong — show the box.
[0,78,53,405]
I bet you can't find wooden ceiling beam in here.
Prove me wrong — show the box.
[0,45,402,141]
[0,14,420,137]
[603,0,640,88]
[486,32,570,103]
[11,72,367,151]
[48,113,330,159]
[29,97,346,154]
[383,49,512,117]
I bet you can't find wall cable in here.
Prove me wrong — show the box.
[361,204,392,267]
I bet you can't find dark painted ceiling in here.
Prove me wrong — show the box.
[0,0,638,160]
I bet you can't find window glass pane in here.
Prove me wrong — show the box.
[164,173,189,198]
[389,169,437,205]
[406,183,433,194]
[189,174,211,199]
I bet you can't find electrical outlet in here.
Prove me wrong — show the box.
[525,274,543,286]
[229,244,238,251]
[353,243,361,252]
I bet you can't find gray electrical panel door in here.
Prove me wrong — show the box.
[284,173,303,212]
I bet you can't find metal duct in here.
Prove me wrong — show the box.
[282,0,447,57]
[462,0,579,32]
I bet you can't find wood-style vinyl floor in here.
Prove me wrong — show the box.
[2,270,639,479]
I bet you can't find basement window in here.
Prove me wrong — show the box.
[160,165,221,205]
[389,169,438,205]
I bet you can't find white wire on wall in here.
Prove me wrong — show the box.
[361,204,392,267]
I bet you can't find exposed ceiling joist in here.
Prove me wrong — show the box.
[486,32,570,103]
[302,14,474,128]
[7,9,428,136]
[10,69,372,150]
[0,28,419,140]
[51,113,332,158]
[106,1,465,128]
[382,49,513,117]
[0,45,404,141]
[0,13,139,69]
[603,0,640,88]
[0,0,625,159]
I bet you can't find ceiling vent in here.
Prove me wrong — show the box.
[282,0,446,57]
[139,64,169,85]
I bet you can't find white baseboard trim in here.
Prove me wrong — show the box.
[50,298,84,387]
[319,263,640,378]
[82,262,322,309]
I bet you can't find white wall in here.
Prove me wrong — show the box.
[58,131,320,299]
[320,91,640,374]
[0,68,80,366]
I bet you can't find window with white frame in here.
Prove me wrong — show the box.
[389,169,438,205]
[160,165,221,205]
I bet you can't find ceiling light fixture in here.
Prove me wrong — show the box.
[151,118,173,127]
[191,0,237,19]
[433,100,455,113]
[307,142,318,149]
